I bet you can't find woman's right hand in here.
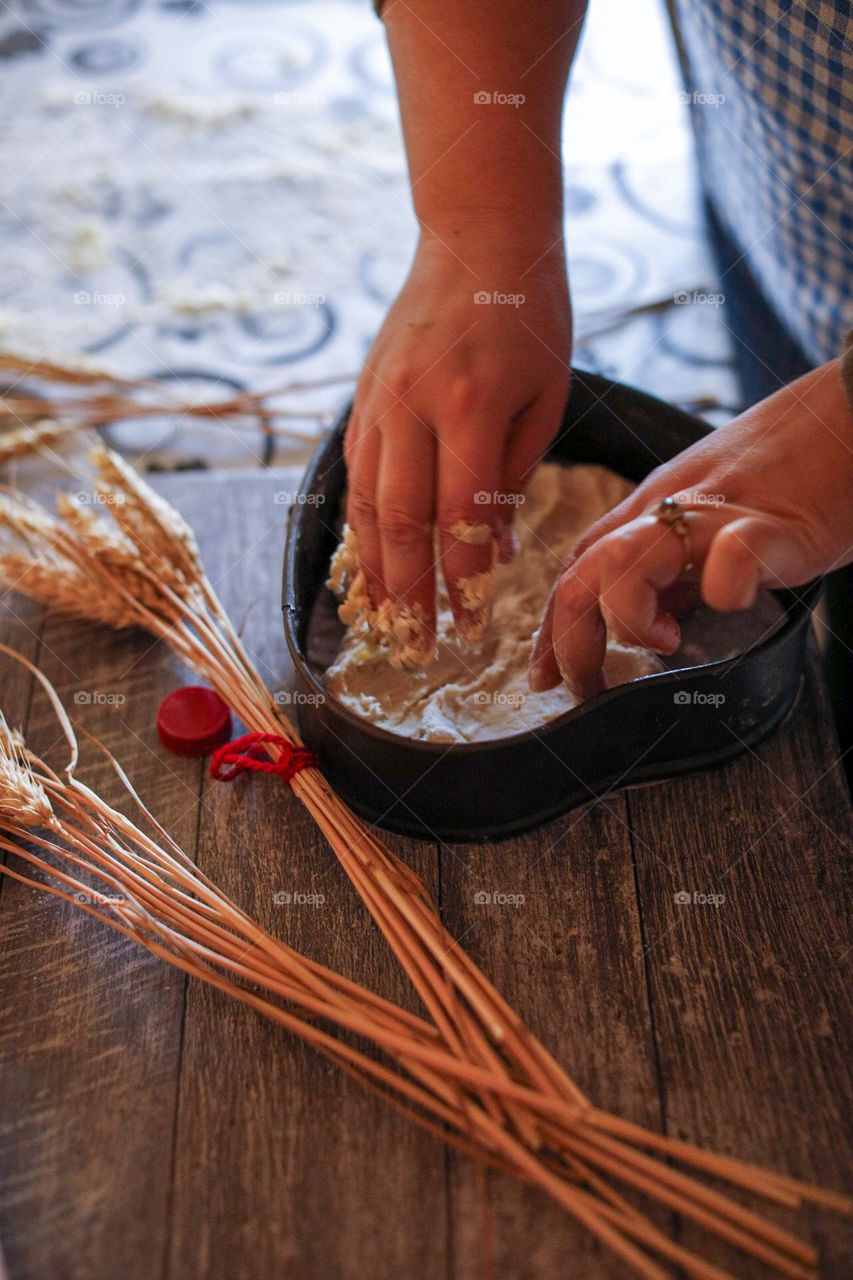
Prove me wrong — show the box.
[344,226,571,654]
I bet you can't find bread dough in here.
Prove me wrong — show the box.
[325,462,785,744]
[325,464,655,741]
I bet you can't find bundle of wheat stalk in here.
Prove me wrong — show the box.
[0,351,355,462]
[0,452,847,1280]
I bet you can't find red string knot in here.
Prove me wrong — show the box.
[209,732,317,787]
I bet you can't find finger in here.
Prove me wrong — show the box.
[525,504,686,696]
[437,424,503,642]
[538,509,708,697]
[602,581,681,653]
[345,417,384,606]
[596,520,688,652]
[499,383,568,562]
[529,583,561,691]
[568,471,711,565]
[554,503,784,696]
[552,519,685,698]
[376,407,437,646]
[550,557,608,701]
[702,514,807,610]
[567,487,651,566]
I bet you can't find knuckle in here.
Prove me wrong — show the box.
[601,533,637,573]
[378,506,427,546]
[556,569,588,610]
[444,373,487,419]
[383,366,418,403]
[348,484,378,525]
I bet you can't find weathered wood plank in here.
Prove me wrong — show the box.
[440,795,664,1280]
[628,652,853,1278]
[2,464,850,1280]
[0,614,200,1280]
[160,472,448,1280]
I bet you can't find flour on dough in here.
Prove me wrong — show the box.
[325,463,667,742]
[325,461,787,743]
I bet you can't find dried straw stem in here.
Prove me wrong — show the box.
[0,350,356,457]
[0,457,847,1278]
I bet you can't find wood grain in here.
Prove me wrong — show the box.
[0,619,198,1280]
[628,656,853,1277]
[159,473,447,1280]
[0,466,850,1280]
[441,797,667,1280]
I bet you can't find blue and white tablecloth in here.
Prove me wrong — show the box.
[0,0,742,472]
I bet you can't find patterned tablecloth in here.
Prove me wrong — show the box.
[0,0,742,473]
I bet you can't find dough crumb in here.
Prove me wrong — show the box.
[373,599,435,669]
[455,568,496,612]
[453,565,497,643]
[327,526,372,627]
[449,519,492,545]
[327,524,435,667]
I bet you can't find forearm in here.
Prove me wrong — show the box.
[381,0,587,251]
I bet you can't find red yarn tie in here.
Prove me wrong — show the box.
[209,732,317,787]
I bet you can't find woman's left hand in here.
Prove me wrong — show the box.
[529,360,853,699]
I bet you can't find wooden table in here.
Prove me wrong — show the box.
[0,469,850,1280]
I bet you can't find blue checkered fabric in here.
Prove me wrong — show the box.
[673,0,853,366]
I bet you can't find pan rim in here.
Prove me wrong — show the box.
[283,379,821,756]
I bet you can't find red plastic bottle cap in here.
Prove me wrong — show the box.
[157,686,232,757]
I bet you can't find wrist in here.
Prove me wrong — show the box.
[416,213,567,275]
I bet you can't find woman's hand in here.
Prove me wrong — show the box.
[345,228,571,647]
[529,361,853,699]
[341,0,584,656]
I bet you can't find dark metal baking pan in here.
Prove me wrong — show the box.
[282,369,820,842]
